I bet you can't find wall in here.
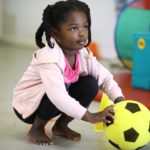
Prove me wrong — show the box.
[0,0,3,39]
[2,0,118,59]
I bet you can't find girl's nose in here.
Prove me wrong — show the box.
[79,29,86,37]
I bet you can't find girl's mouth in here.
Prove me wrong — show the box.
[77,39,87,46]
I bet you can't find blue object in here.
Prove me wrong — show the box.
[132,33,150,90]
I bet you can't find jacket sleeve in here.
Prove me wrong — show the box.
[80,48,124,101]
[38,63,87,120]
[95,61,124,101]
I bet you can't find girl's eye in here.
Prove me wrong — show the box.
[70,27,78,31]
[83,25,88,30]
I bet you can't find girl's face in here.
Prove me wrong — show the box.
[54,10,89,52]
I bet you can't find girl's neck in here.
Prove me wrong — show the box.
[62,49,76,57]
[55,40,76,57]
[63,49,77,69]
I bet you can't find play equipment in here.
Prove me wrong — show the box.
[115,0,150,69]
[88,42,100,60]
[104,100,150,150]
[94,93,150,150]
[94,90,102,102]
[94,93,113,132]
[132,33,150,90]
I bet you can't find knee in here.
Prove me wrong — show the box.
[80,75,99,95]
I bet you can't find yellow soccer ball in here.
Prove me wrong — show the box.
[104,100,150,150]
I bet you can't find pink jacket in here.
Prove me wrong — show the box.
[13,39,124,119]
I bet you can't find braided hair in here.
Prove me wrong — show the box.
[35,0,91,48]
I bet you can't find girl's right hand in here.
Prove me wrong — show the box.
[82,105,115,124]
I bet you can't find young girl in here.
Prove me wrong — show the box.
[13,0,124,146]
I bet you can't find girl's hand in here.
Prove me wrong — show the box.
[82,105,115,124]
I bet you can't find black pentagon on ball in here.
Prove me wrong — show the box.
[124,128,139,142]
[125,102,141,113]
[108,140,121,150]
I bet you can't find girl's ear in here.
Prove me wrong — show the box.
[51,27,59,40]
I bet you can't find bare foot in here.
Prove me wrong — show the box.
[27,128,54,145]
[52,125,81,141]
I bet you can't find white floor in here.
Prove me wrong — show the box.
[0,43,149,150]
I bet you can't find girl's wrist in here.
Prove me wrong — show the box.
[114,96,125,104]
[82,110,92,123]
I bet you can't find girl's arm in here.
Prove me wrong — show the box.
[95,61,125,101]
[39,63,116,124]
[84,48,124,102]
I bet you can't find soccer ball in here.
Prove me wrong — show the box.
[104,100,150,150]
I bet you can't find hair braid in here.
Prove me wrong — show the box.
[35,23,45,48]
[43,5,54,48]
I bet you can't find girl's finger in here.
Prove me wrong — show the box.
[107,113,115,119]
[106,106,115,113]
[103,118,112,124]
